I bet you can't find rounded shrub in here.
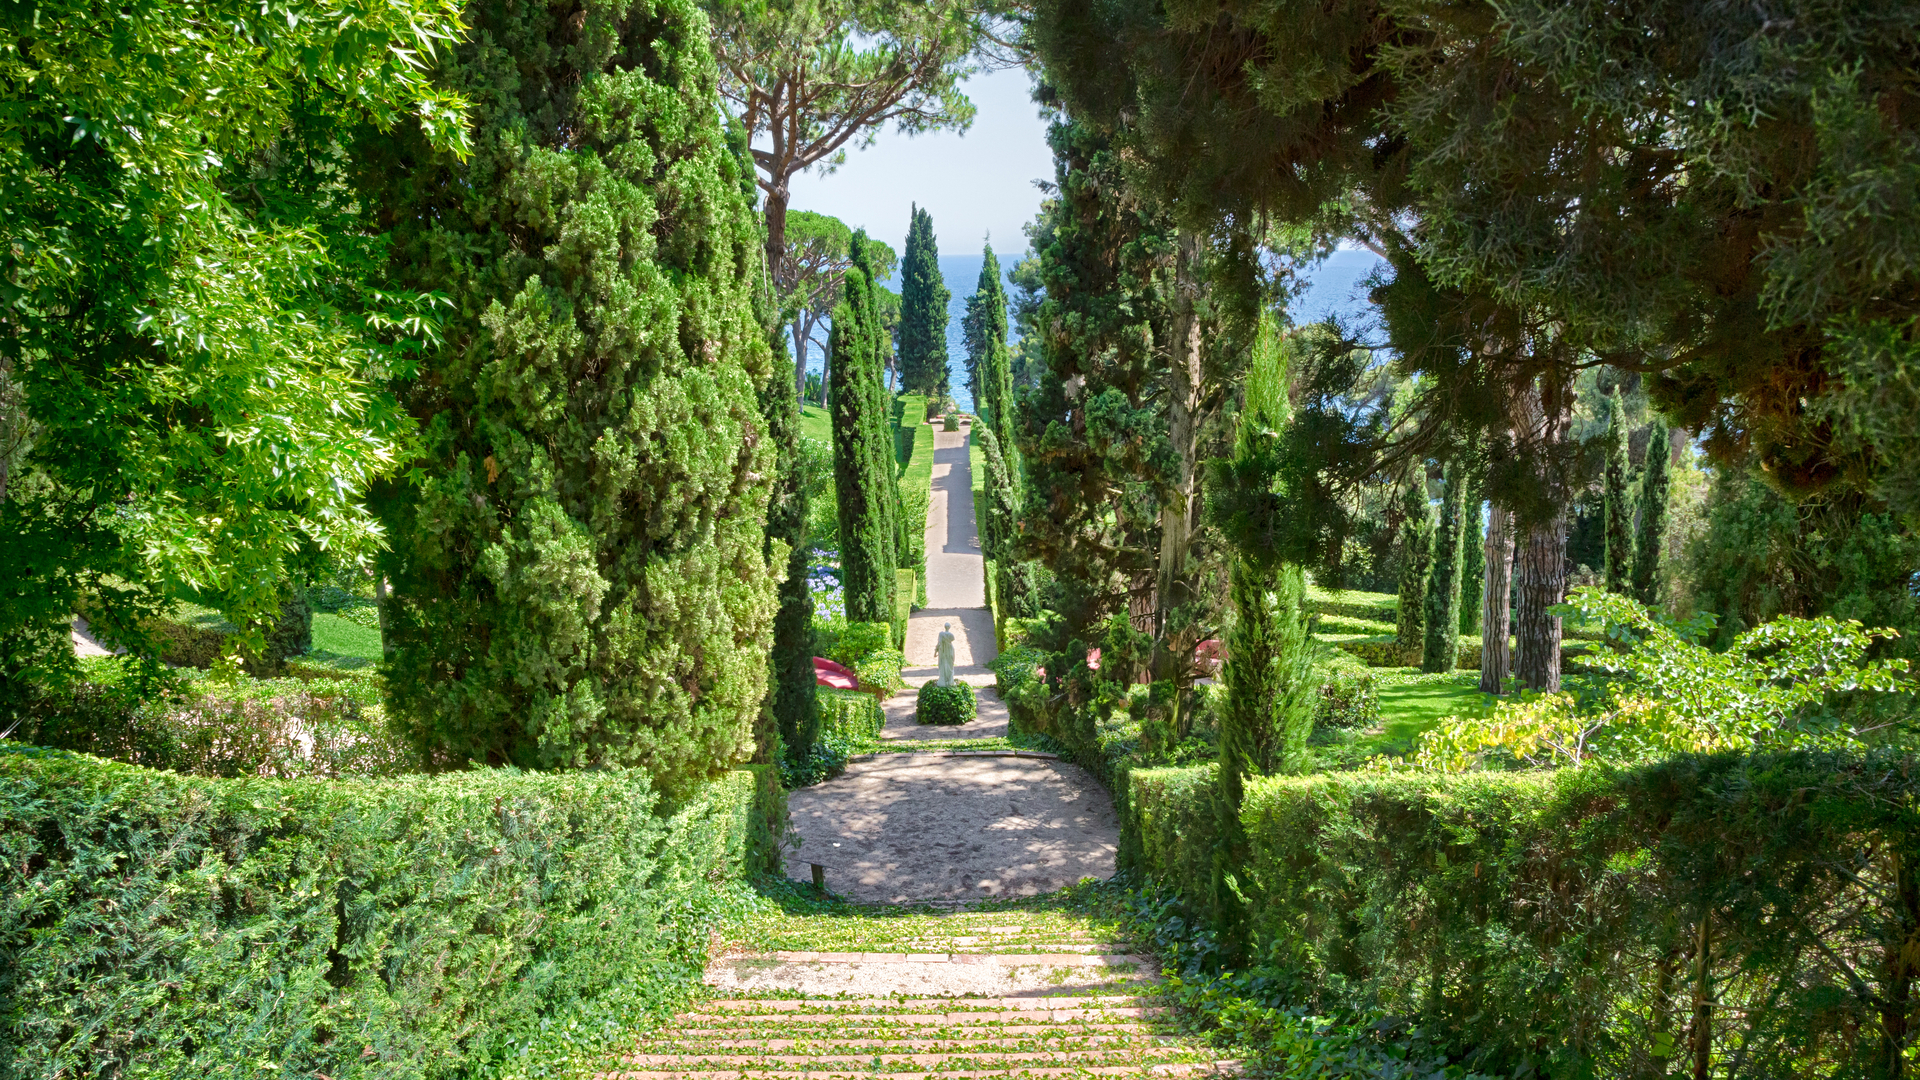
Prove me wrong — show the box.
[915,681,976,725]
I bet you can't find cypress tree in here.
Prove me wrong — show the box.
[1422,464,1468,673]
[976,424,1040,617]
[830,233,898,625]
[897,206,951,396]
[1632,417,1672,606]
[1604,389,1636,593]
[1395,478,1434,651]
[965,242,1014,449]
[362,0,777,790]
[764,354,818,763]
[1214,315,1315,953]
[1460,485,1484,636]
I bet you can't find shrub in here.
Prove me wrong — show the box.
[855,648,906,696]
[782,688,884,788]
[893,567,916,646]
[831,621,893,667]
[1410,587,1916,771]
[4,660,414,779]
[989,644,1048,731]
[0,747,777,1077]
[915,681,976,725]
[1313,671,1380,729]
[1124,752,1920,1076]
[943,412,960,431]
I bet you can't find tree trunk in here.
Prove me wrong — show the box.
[763,185,791,292]
[1153,231,1205,684]
[1508,375,1572,693]
[792,319,808,401]
[1480,506,1513,694]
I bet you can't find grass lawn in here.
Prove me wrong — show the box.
[306,613,382,670]
[1375,673,1486,747]
[799,401,831,445]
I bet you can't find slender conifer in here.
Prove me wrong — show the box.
[897,206,951,395]
[1632,417,1672,605]
[830,233,898,625]
[1604,389,1636,593]
[1423,465,1467,673]
[1395,479,1434,650]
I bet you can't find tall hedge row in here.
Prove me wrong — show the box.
[1122,754,1920,1077]
[0,747,779,1079]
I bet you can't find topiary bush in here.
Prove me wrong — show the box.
[831,621,892,668]
[0,747,776,1077]
[915,681,976,725]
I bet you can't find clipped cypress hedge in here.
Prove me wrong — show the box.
[1122,753,1920,1077]
[0,747,779,1078]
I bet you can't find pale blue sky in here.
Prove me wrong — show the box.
[785,65,1053,259]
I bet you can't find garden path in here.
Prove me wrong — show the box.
[902,419,997,689]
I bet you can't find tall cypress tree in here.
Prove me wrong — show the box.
[1603,389,1636,593]
[1632,417,1672,606]
[897,206,951,396]
[1460,482,1484,636]
[1213,315,1315,955]
[764,355,817,763]
[1395,478,1434,651]
[965,242,1013,441]
[1422,464,1468,673]
[362,0,778,791]
[830,233,898,625]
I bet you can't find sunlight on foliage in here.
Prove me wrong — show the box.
[1407,587,1913,771]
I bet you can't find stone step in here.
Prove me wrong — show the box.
[601,1064,1240,1080]
[752,952,1150,966]
[616,1048,1209,1069]
[699,996,1152,1011]
[642,1034,1179,1051]
[681,1007,1169,1026]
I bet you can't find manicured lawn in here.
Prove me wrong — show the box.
[1375,673,1486,747]
[306,613,382,670]
[799,401,831,445]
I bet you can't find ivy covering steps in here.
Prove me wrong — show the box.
[600,897,1238,1079]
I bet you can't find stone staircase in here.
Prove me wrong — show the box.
[600,907,1236,1079]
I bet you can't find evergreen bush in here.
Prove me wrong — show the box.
[854,649,907,696]
[915,681,976,725]
[830,622,893,668]
[1312,671,1380,729]
[360,0,777,792]
[1122,753,1920,1076]
[0,747,777,1077]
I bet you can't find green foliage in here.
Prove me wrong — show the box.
[1681,463,1918,654]
[855,648,907,696]
[1420,466,1466,673]
[782,687,883,788]
[1631,418,1671,606]
[830,621,893,667]
[1411,588,1914,771]
[0,747,773,1077]
[1303,588,1398,623]
[0,0,470,698]
[965,243,1016,455]
[1122,752,1920,1075]
[829,237,901,628]
[4,659,413,780]
[764,351,818,765]
[360,0,776,792]
[915,681,977,725]
[1459,488,1483,636]
[1603,390,1636,593]
[1313,671,1380,730]
[894,568,916,648]
[1393,482,1432,650]
[897,206,952,395]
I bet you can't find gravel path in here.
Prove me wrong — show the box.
[783,753,1119,904]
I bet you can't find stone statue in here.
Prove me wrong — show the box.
[935,622,956,686]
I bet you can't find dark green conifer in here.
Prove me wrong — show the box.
[1460,482,1484,636]
[1632,418,1672,606]
[830,233,899,625]
[1604,389,1636,593]
[897,206,951,395]
[965,243,1014,448]
[1422,465,1468,673]
[363,0,777,791]
[1395,479,1434,650]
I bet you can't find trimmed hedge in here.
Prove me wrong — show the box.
[0,747,779,1078]
[817,687,884,745]
[893,568,916,648]
[1303,590,1397,624]
[1123,753,1920,1077]
[915,681,976,725]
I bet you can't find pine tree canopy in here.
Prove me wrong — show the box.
[898,206,953,396]
[360,0,778,794]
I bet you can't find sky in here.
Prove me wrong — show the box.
[784,64,1054,259]
[781,69,1389,411]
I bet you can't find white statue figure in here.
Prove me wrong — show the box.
[935,622,957,686]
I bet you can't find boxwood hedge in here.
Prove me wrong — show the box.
[0,746,780,1078]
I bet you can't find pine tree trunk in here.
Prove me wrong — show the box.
[1512,509,1567,692]
[1154,231,1205,683]
[1480,507,1513,694]
[1508,374,1571,692]
[763,186,790,292]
